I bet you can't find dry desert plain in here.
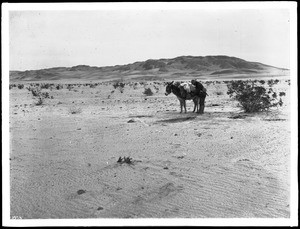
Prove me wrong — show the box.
[9,78,291,219]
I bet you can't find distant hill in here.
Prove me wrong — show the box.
[10,55,289,82]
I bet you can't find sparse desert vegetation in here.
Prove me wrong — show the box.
[9,76,291,219]
[68,106,82,114]
[26,85,52,105]
[143,87,154,96]
[226,80,285,112]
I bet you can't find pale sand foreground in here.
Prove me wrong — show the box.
[9,80,291,218]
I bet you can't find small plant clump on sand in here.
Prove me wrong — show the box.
[77,189,86,195]
[17,84,24,89]
[143,87,154,96]
[35,97,44,106]
[90,83,97,88]
[154,85,160,93]
[227,80,285,113]
[67,84,74,91]
[113,81,125,89]
[27,86,40,96]
[117,156,133,165]
[112,81,125,93]
[267,79,280,87]
[133,82,139,90]
[27,86,51,106]
[40,83,51,89]
[214,85,224,95]
[56,84,63,90]
[68,107,82,114]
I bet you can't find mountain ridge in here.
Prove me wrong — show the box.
[10,55,289,82]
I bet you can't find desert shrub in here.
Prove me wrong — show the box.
[143,87,154,96]
[214,85,224,95]
[67,84,73,91]
[27,87,41,97]
[267,79,274,87]
[68,107,82,114]
[204,81,210,86]
[259,80,265,85]
[112,81,125,93]
[41,92,50,98]
[27,86,52,105]
[133,83,138,90]
[117,156,133,164]
[267,79,280,87]
[279,92,286,97]
[35,97,44,106]
[113,81,125,89]
[56,84,63,90]
[17,84,24,89]
[112,82,118,89]
[227,80,285,113]
[40,83,51,89]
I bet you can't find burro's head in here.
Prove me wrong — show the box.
[165,81,174,96]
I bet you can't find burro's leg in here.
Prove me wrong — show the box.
[192,101,196,113]
[199,104,205,114]
[179,100,183,113]
[196,97,200,113]
[199,94,206,114]
[192,97,197,113]
[184,100,187,113]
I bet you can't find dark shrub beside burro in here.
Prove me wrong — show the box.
[226,80,285,113]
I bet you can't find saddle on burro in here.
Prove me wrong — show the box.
[179,79,207,114]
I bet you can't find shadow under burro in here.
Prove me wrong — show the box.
[155,116,197,124]
[126,106,287,126]
[152,110,232,125]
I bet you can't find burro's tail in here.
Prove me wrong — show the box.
[203,88,209,96]
[199,88,208,96]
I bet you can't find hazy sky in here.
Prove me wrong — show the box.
[9,6,291,71]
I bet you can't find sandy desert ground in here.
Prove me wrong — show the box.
[9,78,291,219]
